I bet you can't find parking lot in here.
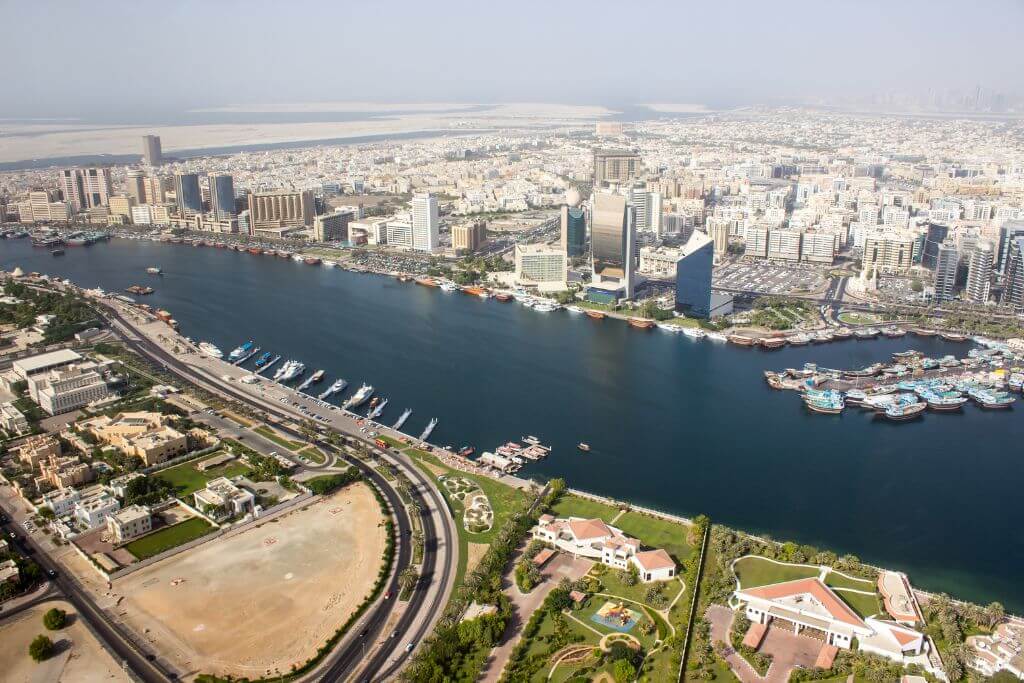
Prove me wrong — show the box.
[878,275,926,303]
[714,261,827,295]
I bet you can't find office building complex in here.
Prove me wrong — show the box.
[744,227,769,258]
[27,361,114,415]
[710,221,730,263]
[932,240,959,302]
[142,135,163,166]
[208,174,235,219]
[126,169,146,204]
[82,168,112,208]
[411,192,439,252]
[628,187,662,234]
[965,241,993,304]
[675,230,714,317]
[174,173,203,215]
[385,217,413,248]
[247,189,315,233]
[560,187,587,257]
[593,149,641,187]
[514,244,567,292]
[922,222,950,269]
[59,168,86,210]
[997,220,1024,274]
[313,210,353,242]
[452,220,487,254]
[767,229,802,261]
[1001,237,1024,310]
[590,190,637,300]
[863,232,915,274]
[800,232,838,264]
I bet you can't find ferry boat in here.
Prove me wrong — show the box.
[565,305,584,314]
[146,266,162,275]
[812,330,834,343]
[415,277,439,287]
[940,332,969,342]
[921,392,969,411]
[392,408,412,430]
[682,327,707,339]
[854,327,880,339]
[318,379,347,399]
[247,247,262,255]
[804,392,845,415]
[419,418,438,441]
[297,369,325,392]
[462,286,488,297]
[228,340,255,362]
[627,317,655,329]
[125,285,154,295]
[585,309,606,320]
[578,442,591,452]
[344,384,374,409]
[787,333,812,345]
[254,351,273,367]
[322,260,337,268]
[760,337,786,350]
[533,301,560,313]
[198,342,223,359]
[968,388,1016,409]
[882,402,927,421]
[892,350,921,361]
[913,328,937,337]
[368,398,388,420]
[882,327,906,338]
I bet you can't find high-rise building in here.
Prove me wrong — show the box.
[710,221,730,263]
[411,192,439,252]
[997,220,1024,274]
[247,190,316,231]
[965,241,993,304]
[593,149,641,187]
[208,174,235,219]
[142,135,163,166]
[932,240,959,302]
[922,222,950,269]
[744,227,769,258]
[385,217,413,248]
[767,229,802,261]
[560,187,586,257]
[452,220,487,254]
[800,232,837,264]
[862,232,915,274]
[59,169,86,211]
[142,175,166,204]
[108,195,135,220]
[628,187,662,234]
[514,244,567,291]
[174,173,202,215]
[675,230,714,317]
[313,210,353,242]
[125,169,146,204]
[81,168,112,208]
[1001,237,1024,310]
[590,190,637,300]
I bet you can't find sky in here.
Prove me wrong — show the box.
[1,0,1022,119]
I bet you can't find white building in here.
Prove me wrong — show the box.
[965,241,993,304]
[800,232,838,264]
[639,246,683,278]
[0,401,30,435]
[767,229,802,261]
[411,192,439,252]
[106,504,152,543]
[933,240,959,302]
[385,216,414,249]
[29,362,113,415]
[193,477,256,521]
[514,244,567,292]
[744,227,769,258]
[42,487,81,516]
[351,218,388,245]
[74,492,121,529]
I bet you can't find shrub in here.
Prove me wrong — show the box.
[29,635,54,662]
[42,608,67,631]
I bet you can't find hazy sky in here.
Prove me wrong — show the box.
[2,0,1022,118]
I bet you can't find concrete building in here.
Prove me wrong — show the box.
[710,221,730,263]
[744,227,769,258]
[932,240,959,302]
[29,361,113,415]
[108,194,135,221]
[79,168,113,208]
[1000,236,1024,310]
[385,217,414,249]
[0,401,29,435]
[965,241,993,304]
[411,192,439,252]
[37,454,93,489]
[350,218,388,245]
[142,135,163,166]
[997,220,1024,275]
[593,149,641,186]
[801,231,838,264]
[208,174,235,219]
[126,169,146,204]
[629,187,662,234]
[59,168,87,210]
[639,246,683,278]
[80,411,188,467]
[863,232,915,274]
[922,222,950,270]
[142,175,166,204]
[16,434,62,469]
[10,349,80,390]
[313,210,354,242]
[675,230,714,318]
[767,229,802,261]
[74,492,120,529]
[452,220,487,254]
[42,487,81,516]
[560,188,587,257]
[194,477,256,521]
[174,173,203,215]
[514,244,567,292]
[590,190,637,300]
[106,505,152,543]
[247,190,315,233]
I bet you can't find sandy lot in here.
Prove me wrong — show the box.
[113,483,386,680]
[0,600,125,682]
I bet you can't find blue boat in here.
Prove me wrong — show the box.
[254,351,272,367]
[228,340,255,362]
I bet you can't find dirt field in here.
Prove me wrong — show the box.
[0,600,124,682]
[113,483,386,680]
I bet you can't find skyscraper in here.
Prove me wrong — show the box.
[208,174,235,219]
[965,241,993,304]
[1001,237,1024,311]
[411,192,439,252]
[997,220,1024,274]
[710,221,730,263]
[590,190,637,300]
[593,149,641,187]
[932,240,959,302]
[81,168,112,208]
[628,187,662,234]
[59,169,86,211]
[560,187,586,257]
[125,169,146,204]
[174,173,203,215]
[142,135,163,166]
[922,221,950,269]
[674,230,714,317]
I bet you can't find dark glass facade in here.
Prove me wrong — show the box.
[675,236,713,317]
[174,173,202,214]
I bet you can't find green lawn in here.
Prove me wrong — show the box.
[376,435,406,449]
[125,517,214,560]
[732,556,819,589]
[834,588,883,619]
[520,608,599,683]
[823,570,876,591]
[837,311,881,325]
[590,565,681,609]
[613,511,695,564]
[154,454,252,498]
[253,425,304,451]
[660,316,700,328]
[551,494,621,523]
[297,445,326,464]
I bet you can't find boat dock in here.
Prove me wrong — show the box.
[255,354,281,375]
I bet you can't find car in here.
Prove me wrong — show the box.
[46,568,57,578]
[406,642,415,652]
[360,628,369,638]
[384,591,392,600]
[391,629,399,639]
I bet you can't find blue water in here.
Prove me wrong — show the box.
[3,238,1022,611]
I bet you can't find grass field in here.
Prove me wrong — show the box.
[125,517,214,560]
[834,588,882,619]
[660,316,700,328]
[551,494,621,522]
[376,435,406,449]
[297,445,326,464]
[613,511,695,564]
[823,570,875,591]
[837,311,881,325]
[732,556,819,589]
[154,453,252,498]
[253,425,304,451]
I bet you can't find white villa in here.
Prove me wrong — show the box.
[194,477,256,521]
[532,514,676,582]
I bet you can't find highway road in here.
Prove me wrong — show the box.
[97,300,459,681]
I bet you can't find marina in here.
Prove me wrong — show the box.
[4,237,1024,610]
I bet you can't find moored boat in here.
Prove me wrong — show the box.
[760,337,786,349]
[627,318,655,329]
[585,310,606,320]
[882,401,927,421]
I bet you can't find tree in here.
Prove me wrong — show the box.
[984,602,1005,629]
[42,608,67,631]
[612,657,636,682]
[619,564,639,587]
[399,567,419,593]
[29,635,54,662]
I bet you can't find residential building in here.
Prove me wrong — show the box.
[22,191,71,222]
[108,194,135,220]
[590,190,637,300]
[208,174,235,219]
[73,492,120,529]
[997,220,1024,275]
[0,560,19,585]
[0,401,29,435]
[933,240,959,302]
[142,175,166,204]
[744,227,769,258]
[967,622,1024,678]
[37,454,92,489]
[106,472,144,498]
[313,209,353,242]
[514,244,567,292]
[452,220,487,254]
[675,230,714,317]
[639,246,683,278]
[142,134,163,166]
[801,232,838,264]
[28,361,114,415]
[593,149,641,186]
[106,505,152,543]
[193,477,256,521]
[80,411,188,467]
[863,232,915,274]
[411,192,439,252]
[247,189,315,232]
[532,515,675,582]
[81,168,112,208]
[1000,236,1024,310]
[767,229,802,261]
[42,487,81,516]
[174,173,203,215]
[922,222,950,269]
[629,187,662,234]
[560,190,587,257]
[385,217,414,248]
[965,241,993,304]
[17,434,62,469]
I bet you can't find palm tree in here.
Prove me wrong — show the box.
[408,501,422,518]
[399,567,419,593]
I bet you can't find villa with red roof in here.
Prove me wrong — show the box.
[532,515,676,582]
[736,577,932,667]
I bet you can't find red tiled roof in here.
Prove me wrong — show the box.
[743,622,767,649]
[815,644,838,669]
[633,549,675,571]
[740,578,865,628]
[891,628,920,647]
[532,548,555,566]
[568,518,612,540]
